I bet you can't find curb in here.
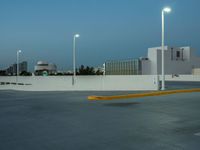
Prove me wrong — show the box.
[88,88,200,101]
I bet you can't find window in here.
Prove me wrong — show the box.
[176,51,180,58]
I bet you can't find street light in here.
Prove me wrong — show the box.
[161,7,171,90]
[72,34,80,85]
[16,49,22,84]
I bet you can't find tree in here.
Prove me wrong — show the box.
[78,65,85,75]
[0,70,6,76]
[78,65,95,75]
[20,71,32,76]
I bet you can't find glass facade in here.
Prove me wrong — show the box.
[105,59,142,75]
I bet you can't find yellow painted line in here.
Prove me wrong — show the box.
[88,88,200,101]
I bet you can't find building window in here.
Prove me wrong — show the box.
[176,51,180,58]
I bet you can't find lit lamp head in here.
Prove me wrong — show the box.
[163,7,171,13]
[17,50,22,53]
[74,34,80,38]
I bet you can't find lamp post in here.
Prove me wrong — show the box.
[161,7,171,90]
[72,34,80,85]
[16,49,22,84]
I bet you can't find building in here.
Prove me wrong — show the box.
[147,46,200,75]
[94,66,104,75]
[5,61,28,75]
[19,61,28,73]
[104,46,200,75]
[34,61,57,75]
[105,59,142,75]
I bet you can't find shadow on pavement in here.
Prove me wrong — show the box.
[103,102,140,107]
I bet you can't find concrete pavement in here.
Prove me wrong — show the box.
[0,90,200,150]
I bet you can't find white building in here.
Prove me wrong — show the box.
[34,61,57,75]
[143,46,200,75]
[104,46,200,75]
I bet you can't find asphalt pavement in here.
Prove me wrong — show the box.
[0,82,200,150]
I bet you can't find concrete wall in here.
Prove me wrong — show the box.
[141,60,151,75]
[161,75,200,81]
[192,69,200,75]
[0,75,159,91]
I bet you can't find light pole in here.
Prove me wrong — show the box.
[72,34,80,85]
[161,7,171,90]
[16,49,22,84]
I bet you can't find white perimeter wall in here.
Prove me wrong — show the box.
[163,75,200,82]
[0,75,159,91]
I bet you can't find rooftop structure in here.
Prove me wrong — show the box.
[147,46,200,75]
[104,46,200,75]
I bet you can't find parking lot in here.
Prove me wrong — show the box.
[0,82,200,150]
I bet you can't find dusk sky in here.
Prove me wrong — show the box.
[0,0,200,71]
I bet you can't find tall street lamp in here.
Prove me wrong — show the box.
[161,7,171,90]
[16,49,22,84]
[72,34,80,85]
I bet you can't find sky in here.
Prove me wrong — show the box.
[0,0,200,71]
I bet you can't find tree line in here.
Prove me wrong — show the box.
[0,65,103,76]
[56,65,103,76]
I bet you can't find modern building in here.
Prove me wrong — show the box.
[5,61,28,75]
[5,64,15,75]
[19,61,28,73]
[34,61,57,75]
[104,46,200,75]
[147,46,200,75]
[105,59,142,75]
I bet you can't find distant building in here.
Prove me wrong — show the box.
[94,66,104,74]
[34,61,57,75]
[105,59,142,75]
[19,61,28,73]
[5,61,28,75]
[66,70,73,74]
[104,46,200,75]
[146,46,200,75]
[6,65,14,75]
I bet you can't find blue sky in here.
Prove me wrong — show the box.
[0,0,200,71]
